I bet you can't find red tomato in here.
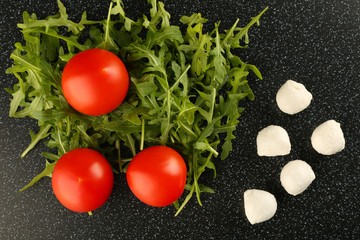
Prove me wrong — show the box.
[52,148,114,212]
[61,48,129,116]
[126,146,187,207]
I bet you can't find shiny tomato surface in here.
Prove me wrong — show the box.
[52,148,114,212]
[126,146,187,207]
[61,48,129,116]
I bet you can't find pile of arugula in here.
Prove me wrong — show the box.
[5,0,267,215]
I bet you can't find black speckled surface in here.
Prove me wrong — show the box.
[1,0,359,239]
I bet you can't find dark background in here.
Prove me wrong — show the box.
[1,0,359,239]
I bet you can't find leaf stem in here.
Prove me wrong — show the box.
[126,134,136,156]
[76,125,101,152]
[140,118,145,151]
[19,160,56,192]
[10,54,42,72]
[115,140,123,173]
[57,126,67,155]
[21,125,51,158]
[220,18,239,46]
[174,183,195,217]
[104,2,113,45]
[160,90,172,145]
[36,29,88,51]
[193,171,203,206]
[169,64,191,92]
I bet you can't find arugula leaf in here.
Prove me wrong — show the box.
[19,160,56,192]
[21,125,51,158]
[6,0,267,216]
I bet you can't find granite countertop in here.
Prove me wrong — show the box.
[1,0,359,239]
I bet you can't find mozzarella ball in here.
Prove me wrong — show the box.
[311,120,345,155]
[276,80,313,115]
[244,189,277,224]
[256,125,291,156]
[280,160,316,196]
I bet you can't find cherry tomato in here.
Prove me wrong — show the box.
[52,148,114,212]
[126,146,187,207]
[61,48,129,116]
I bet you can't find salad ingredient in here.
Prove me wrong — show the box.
[256,125,291,156]
[244,189,277,224]
[126,146,187,207]
[62,48,129,116]
[52,148,113,212]
[280,160,315,196]
[311,120,345,155]
[276,80,312,115]
[6,0,267,215]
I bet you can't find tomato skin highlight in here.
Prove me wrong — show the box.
[61,48,129,116]
[51,148,114,212]
[126,146,187,207]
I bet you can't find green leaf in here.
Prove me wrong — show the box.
[180,13,208,26]
[114,103,149,125]
[17,0,90,35]
[125,42,166,76]
[194,141,219,157]
[209,23,227,87]
[191,34,212,76]
[76,124,102,152]
[205,160,217,179]
[21,125,51,158]
[47,125,68,155]
[111,0,135,32]
[96,2,119,51]
[173,200,180,210]
[7,48,42,73]
[231,7,268,47]
[9,86,26,117]
[195,86,216,124]
[198,184,215,193]
[177,97,197,125]
[246,63,263,80]
[134,80,158,97]
[19,160,56,192]
[153,26,184,46]
[41,152,60,161]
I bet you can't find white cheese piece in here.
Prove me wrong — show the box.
[280,160,316,196]
[244,189,277,224]
[276,80,313,115]
[311,120,345,155]
[256,125,291,156]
